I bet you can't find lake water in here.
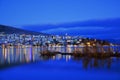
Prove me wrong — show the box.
[0,46,120,80]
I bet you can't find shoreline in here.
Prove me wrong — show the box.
[40,51,120,58]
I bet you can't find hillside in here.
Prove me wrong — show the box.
[0,25,47,35]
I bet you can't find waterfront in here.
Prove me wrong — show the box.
[0,46,120,80]
[0,45,120,64]
[0,44,120,63]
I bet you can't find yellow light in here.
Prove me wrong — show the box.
[87,42,90,45]
[93,44,96,46]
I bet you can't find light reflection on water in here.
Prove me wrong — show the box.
[0,46,120,80]
[0,46,120,70]
[0,46,41,64]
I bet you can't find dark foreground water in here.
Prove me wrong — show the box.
[0,46,120,80]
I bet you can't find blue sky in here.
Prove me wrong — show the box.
[0,0,120,39]
[0,0,120,26]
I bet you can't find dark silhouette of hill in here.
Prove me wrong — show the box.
[0,24,47,35]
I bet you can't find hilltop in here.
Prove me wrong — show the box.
[0,24,47,35]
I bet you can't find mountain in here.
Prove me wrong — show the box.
[0,24,47,35]
[20,18,120,39]
[21,18,120,32]
[106,39,120,44]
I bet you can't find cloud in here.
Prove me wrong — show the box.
[22,18,120,31]
[41,26,112,35]
[21,18,120,39]
[42,26,111,32]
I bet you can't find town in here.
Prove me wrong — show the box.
[0,32,120,56]
[0,32,111,46]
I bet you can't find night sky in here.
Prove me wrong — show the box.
[0,0,120,39]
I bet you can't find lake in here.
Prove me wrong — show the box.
[0,46,120,80]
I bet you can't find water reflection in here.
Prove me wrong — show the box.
[0,46,40,65]
[0,45,120,69]
[82,58,112,69]
[40,54,115,69]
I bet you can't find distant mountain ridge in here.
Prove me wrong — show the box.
[0,24,120,44]
[20,18,120,39]
[21,18,120,32]
[106,39,120,44]
[0,24,47,35]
